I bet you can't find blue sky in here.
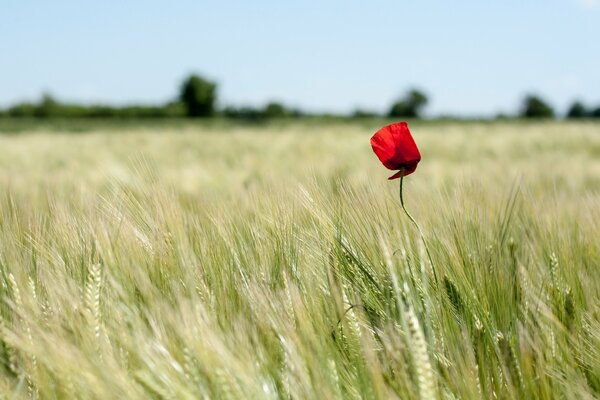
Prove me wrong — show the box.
[1,0,599,116]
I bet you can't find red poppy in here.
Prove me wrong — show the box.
[370,122,421,180]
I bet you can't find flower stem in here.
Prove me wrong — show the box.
[399,172,439,285]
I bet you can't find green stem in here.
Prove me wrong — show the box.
[399,172,439,285]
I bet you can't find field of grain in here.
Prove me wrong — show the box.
[0,121,599,399]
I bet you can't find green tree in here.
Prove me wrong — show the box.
[35,93,60,118]
[179,74,217,118]
[566,101,586,119]
[352,109,379,118]
[520,95,554,118]
[8,102,36,117]
[223,106,263,121]
[263,102,288,118]
[388,89,428,118]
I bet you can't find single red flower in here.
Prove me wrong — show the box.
[370,122,421,180]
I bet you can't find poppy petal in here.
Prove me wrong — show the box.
[387,163,418,180]
[370,127,397,170]
[388,123,421,168]
[371,122,421,177]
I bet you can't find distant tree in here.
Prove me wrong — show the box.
[566,101,587,119]
[223,106,263,121]
[590,107,600,118]
[35,93,60,118]
[179,74,217,118]
[8,102,37,117]
[388,89,428,118]
[263,102,288,118]
[352,109,379,118]
[87,106,113,118]
[163,101,186,118]
[520,95,554,118]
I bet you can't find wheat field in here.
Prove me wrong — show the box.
[0,121,599,399]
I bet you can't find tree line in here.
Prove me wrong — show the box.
[1,74,599,120]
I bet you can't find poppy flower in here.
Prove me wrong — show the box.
[370,122,421,180]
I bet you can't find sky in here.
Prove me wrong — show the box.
[1,0,599,117]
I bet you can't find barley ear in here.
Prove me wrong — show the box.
[84,264,103,343]
[406,305,438,400]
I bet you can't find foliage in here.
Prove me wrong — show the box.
[179,74,217,118]
[520,95,555,118]
[4,96,186,119]
[1,82,597,121]
[35,93,60,118]
[222,106,265,121]
[263,102,289,118]
[352,109,380,118]
[389,89,429,118]
[566,101,587,119]
[223,102,300,121]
